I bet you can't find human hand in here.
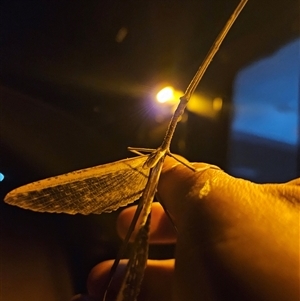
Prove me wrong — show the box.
[72,156,300,301]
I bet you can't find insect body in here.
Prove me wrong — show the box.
[4,0,248,300]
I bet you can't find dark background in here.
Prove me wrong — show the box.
[0,0,299,299]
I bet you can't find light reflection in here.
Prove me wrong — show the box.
[115,27,128,43]
[187,94,221,118]
[213,97,223,111]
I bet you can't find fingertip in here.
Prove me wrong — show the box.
[86,260,113,298]
[85,259,175,301]
[87,259,175,301]
[70,294,97,301]
[148,203,177,243]
[87,260,127,300]
[117,203,177,243]
[116,206,136,240]
[158,158,195,220]
[162,155,189,173]
[159,156,226,221]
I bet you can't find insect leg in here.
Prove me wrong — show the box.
[103,197,145,300]
[116,213,151,301]
[128,147,156,154]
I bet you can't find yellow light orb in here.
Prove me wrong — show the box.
[156,86,174,103]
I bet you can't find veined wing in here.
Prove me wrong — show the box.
[4,155,150,215]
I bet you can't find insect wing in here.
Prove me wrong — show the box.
[4,156,150,215]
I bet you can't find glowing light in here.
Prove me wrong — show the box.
[187,94,212,117]
[156,86,175,103]
[154,84,221,119]
[187,94,220,118]
[213,97,223,111]
[0,173,4,181]
[153,85,182,117]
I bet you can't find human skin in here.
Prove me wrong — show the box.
[72,156,300,301]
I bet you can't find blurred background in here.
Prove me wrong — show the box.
[0,0,299,300]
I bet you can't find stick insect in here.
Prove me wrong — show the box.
[4,0,248,300]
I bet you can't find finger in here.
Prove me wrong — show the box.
[70,294,97,301]
[87,260,125,301]
[87,259,174,301]
[158,156,300,301]
[117,202,177,244]
[158,155,221,224]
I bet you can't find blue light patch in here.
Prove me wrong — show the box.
[232,38,299,145]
